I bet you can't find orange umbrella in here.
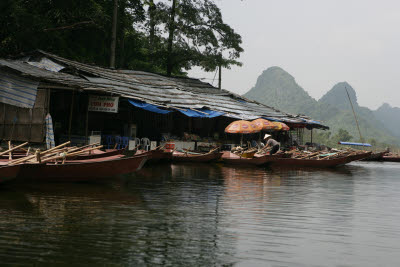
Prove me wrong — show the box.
[271,122,290,131]
[252,118,279,130]
[225,120,262,134]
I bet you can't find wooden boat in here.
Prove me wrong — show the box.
[135,149,173,163]
[221,151,281,166]
[360,151,385,161]
[382,155,400,162]
[69,148,126,160]
[14,153,149,182]
[0,165,21,183]
[172,150,223,163]
[269,151,372,168]
[0,148,126,160]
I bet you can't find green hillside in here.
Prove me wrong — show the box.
[244,67,400,146]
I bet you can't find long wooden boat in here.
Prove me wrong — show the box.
[382,155,400,162]
[172,151,223,163]
[0,148,126,160]
[135,149,173,163]
[360,151,385,161]
[269,151,372,168]
[14,153,148,182]
[221,151,281,166]
[0,165,21,183]
[70,148,126,160]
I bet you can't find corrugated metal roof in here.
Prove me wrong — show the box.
[0,50,328,129]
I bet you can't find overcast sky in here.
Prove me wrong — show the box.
[188,0,400,110]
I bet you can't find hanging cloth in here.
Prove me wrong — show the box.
[45,113,55,149]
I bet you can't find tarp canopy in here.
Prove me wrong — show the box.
[178,108,224,118]
[128,99,171,114]
[339,141,372,147]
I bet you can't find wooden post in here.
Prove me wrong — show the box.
[311,128,313,144]
[68,90,75,140]
[110,0,118,68]
[35,149,41,163]
[218,64,222,89]
[85,101,89,145]
[8,141,12,160]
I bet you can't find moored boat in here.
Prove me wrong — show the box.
[221,151,281,166]
[0,165,21,183]
[360,151,385,161]
[382,155,400,162]
[269,151,372,168]
[172,150,223,163]
[14,153,148,182]
[0,147,126,161]
[135,149,173,163]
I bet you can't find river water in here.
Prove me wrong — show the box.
[1,162,400,266]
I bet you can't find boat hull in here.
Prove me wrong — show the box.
[172,152,223,163]
[136,150,172,163]
[0,165,21,183]
[270,151,372,168]
[15,154,148,182]
[382,156,400,162]
[221,152,281,166]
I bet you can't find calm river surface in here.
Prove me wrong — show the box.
[1,162,400,266]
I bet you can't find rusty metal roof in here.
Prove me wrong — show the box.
[0,50,328,129]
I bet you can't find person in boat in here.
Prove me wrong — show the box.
[264,134,280,155]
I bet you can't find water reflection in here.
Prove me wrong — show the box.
[1,162,400,266]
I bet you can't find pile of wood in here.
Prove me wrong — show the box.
[3,142,103,165]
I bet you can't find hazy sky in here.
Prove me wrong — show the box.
[188,0,400,110]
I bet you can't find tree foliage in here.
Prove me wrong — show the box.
[0,0,243,76]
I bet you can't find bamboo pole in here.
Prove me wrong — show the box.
[9,141,71,165]
[8,141,12,160]
[345,86,364,147]
[40,145,103,163]
[0,142,29,156]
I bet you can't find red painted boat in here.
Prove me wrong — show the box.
[269,151,372,168]
[0,148,126,160]
[15,153,148,182]
[70,148,126,160]
[135,149,173,163]
[0,165,21,183]
[172,151,223,163]
[360,151,385,161]
[382,155,400,162]
[221,151,281,166]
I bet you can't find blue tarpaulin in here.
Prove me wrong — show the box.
[128,99,171,114]
[339,141,372,147]
[177,108,224,118]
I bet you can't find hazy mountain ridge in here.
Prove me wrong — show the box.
[373,103,400,138]
[244,67,400,145]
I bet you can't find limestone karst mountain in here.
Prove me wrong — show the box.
[243,67,399,145]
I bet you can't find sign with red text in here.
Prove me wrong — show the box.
[88,95,119,113]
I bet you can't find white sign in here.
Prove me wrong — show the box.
[88,95,119,113]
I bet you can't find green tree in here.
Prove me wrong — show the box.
[333,128,353,142]
[148,0,243,76]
